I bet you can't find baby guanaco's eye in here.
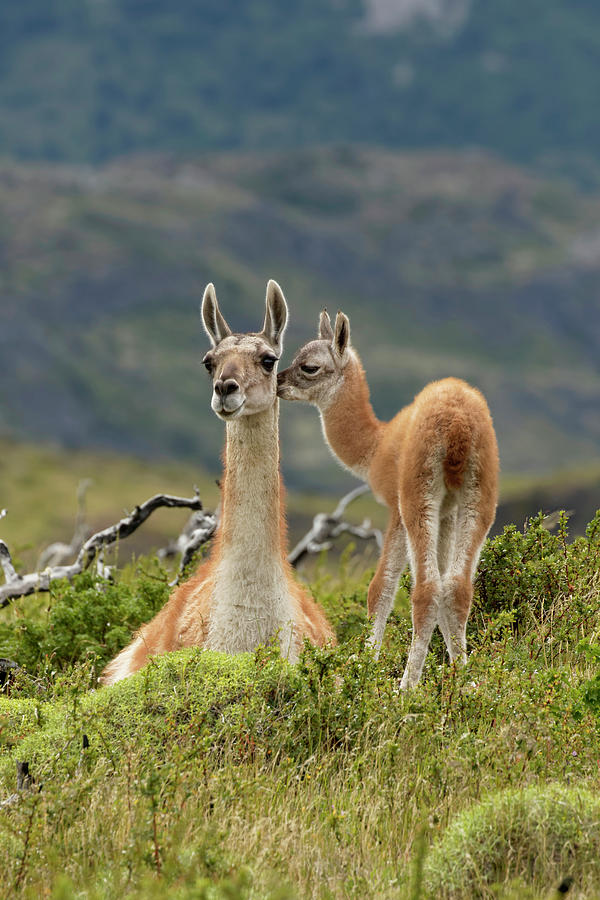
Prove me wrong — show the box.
[300,364,320,375]
[261,355,277,373]
[202,355,214,374]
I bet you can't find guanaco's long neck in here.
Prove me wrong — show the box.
[319,352,382,479]
[207,401,296,656]
[219,402,286,566]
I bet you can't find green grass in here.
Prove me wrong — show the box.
[1,512,600,897]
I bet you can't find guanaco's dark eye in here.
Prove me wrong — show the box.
[203,355,213,374]
[300,364,319,375]
[261,356,277,373]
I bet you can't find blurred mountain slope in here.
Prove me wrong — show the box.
[1,1,600,174]
[1,147,599,490]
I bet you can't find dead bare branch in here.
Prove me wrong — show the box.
[288,483,383,567]
[158,507,219,585]
[330,483,371,518]
[0,492,204,606]
[1,482,381,602]
[0,534,20,586]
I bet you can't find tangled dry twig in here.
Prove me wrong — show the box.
[0,492,204,606]
[288,483,383,567]
[1,484,381,603]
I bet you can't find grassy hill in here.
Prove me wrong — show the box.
[2,0,600,176]
[1,509,600,897]
[1,148,600,494]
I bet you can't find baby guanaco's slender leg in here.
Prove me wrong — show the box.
[367,511,407,657]
[440,474,492,665]
[436,506,458,658]
[400,480,444,690]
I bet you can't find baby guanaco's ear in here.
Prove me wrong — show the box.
[333,311,350,359]
[318,309,334,341]
[201,283,232,346]
[261,279,288,353]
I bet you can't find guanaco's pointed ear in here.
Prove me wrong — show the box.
[318,309,334,341]
[261,279,288,353]
[201,283,232,347]
[333,311,350,359]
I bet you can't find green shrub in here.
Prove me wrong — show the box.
[0,564,170,676]
[0,696,68,755]
[3,511,599,687]
[0,649,276,790]
[0,635,394,790]
[580,641,600,727]
[473,510,600,632]
[424,783,600,898]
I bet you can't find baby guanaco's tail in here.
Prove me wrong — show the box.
[443,413,472,490]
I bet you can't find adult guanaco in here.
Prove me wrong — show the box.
[101,282,335,685]
[277,310,498,688]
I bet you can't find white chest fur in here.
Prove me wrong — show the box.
[206,550,296,658]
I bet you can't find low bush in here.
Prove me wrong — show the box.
[424,783,600,898]
[475,510,600,626]
[3,511,599,685]
[0,562,170,676]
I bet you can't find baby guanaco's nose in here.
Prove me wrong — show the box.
[214,378,239,398]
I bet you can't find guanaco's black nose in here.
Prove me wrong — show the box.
[214,378,239,398]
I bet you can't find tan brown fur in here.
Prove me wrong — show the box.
[278,311,498,688]
[100,282,334,686]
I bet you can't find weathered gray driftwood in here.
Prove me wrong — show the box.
[0,492,204,606]
[158,507,219,585]
[288,484,383,567]
[1,483,383,602]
